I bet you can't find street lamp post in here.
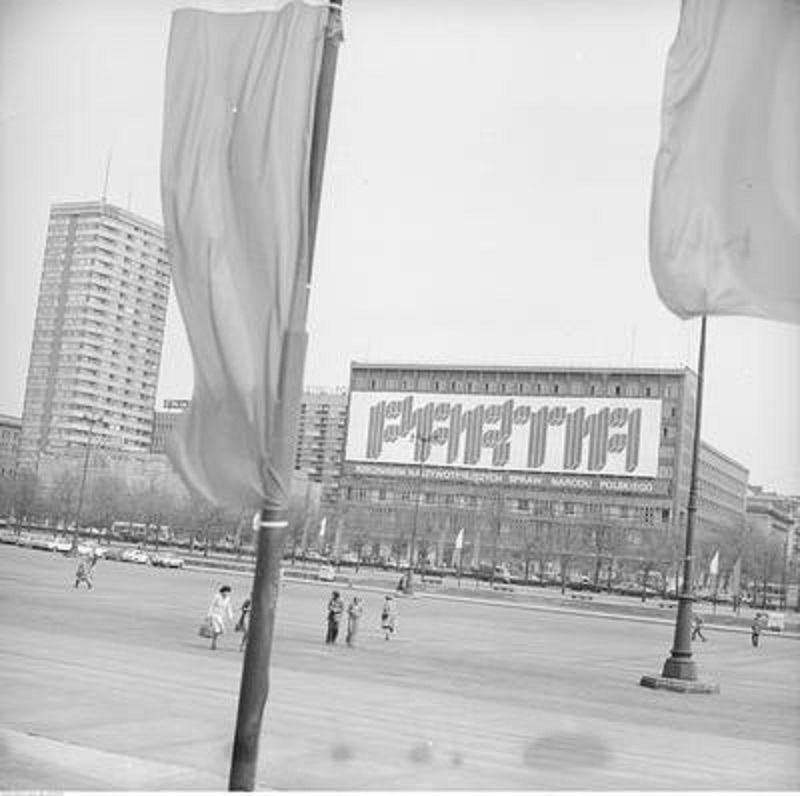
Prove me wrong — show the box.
[72,415,102,553]
[406,433,431,593]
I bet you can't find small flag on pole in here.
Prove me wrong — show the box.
[708,550,720,577]
[454,529,464,551]
[649,0,800,325]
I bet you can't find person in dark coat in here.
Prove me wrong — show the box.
[325,590,344,644]
[691,612,707,642]
[751,617,763,648]
[235,597,252,651]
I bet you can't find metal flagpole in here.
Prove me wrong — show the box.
[641,315,717,692]
[228,2,343,790]
[661,315,707,681]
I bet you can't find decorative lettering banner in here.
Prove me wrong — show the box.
[345,392,662,479]
[346,462,668,496]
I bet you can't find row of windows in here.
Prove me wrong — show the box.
[343,486,671,522]
[358,374,682,399]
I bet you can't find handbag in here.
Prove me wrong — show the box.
[198,616,215,638]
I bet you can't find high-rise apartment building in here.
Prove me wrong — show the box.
[294,388,348,509]
[17,201,171,471]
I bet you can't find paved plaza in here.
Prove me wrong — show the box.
[1,545,799,790]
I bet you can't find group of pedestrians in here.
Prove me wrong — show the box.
[692,610,770,649]
[325,591,397,647]
[201,585,396,652]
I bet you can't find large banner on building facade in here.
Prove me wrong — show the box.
[345,391,663,479]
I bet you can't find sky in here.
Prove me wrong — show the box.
[0,0,798,494]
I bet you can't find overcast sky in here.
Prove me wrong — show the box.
[1,0,798,494]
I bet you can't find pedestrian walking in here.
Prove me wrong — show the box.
[381,595,397,640]
[235,596,252,651]
[691,613,707,642]
[751,617,762,648]
[206,585,234,651]
[74,552,98,589]
[345,596,363,646]
[325,590,344,644]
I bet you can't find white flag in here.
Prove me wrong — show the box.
[454,529,465,551]
[319,517,327,539]
[709,550,719,577]
[649,0,800,324]
[161,5,329,510]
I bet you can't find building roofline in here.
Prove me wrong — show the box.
[51,199,165,236]
[350,361,695,378]
[699,439,750,476]
[0,414,22,427]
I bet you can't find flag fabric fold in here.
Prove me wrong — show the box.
[649,0,800,325]
[708,550,719,577]
[160,3,329,510]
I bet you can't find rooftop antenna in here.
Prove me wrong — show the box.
[101,149,112,203]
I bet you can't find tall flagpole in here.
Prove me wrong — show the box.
[229,2,343,790]
[641,315,717,692]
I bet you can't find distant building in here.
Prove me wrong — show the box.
[147,390,348,510]
[294,388,348,509]
[338,362,749,573]
[746,487,795,537]
[150,399,190,454]
[0,414,22,479]
[17,200,171,473]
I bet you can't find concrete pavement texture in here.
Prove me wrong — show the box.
[1,546,799,790]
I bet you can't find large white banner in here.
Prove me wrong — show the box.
[345,391,663,479]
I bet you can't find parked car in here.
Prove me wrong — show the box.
[77,542,107,558]
[50,537,73,554]
[317,564,335,582]
[151,553,185,569]
[754,611,785,632]
[121,549,150,565]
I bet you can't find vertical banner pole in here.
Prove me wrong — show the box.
[661,315,708,680]
[228,2,342,790]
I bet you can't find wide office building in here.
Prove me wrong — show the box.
[338,362,748,575]
[17,201,171,477]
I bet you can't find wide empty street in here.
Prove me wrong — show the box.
[1,545,798,790]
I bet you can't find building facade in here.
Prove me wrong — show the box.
[338,362,748,577]
[0,414,22,479]
[150,400,191,454]
[294,388,348,509]
[17,201,171,474]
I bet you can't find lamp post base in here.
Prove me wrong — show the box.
[661,654,698,681]
[640,674,719,694]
